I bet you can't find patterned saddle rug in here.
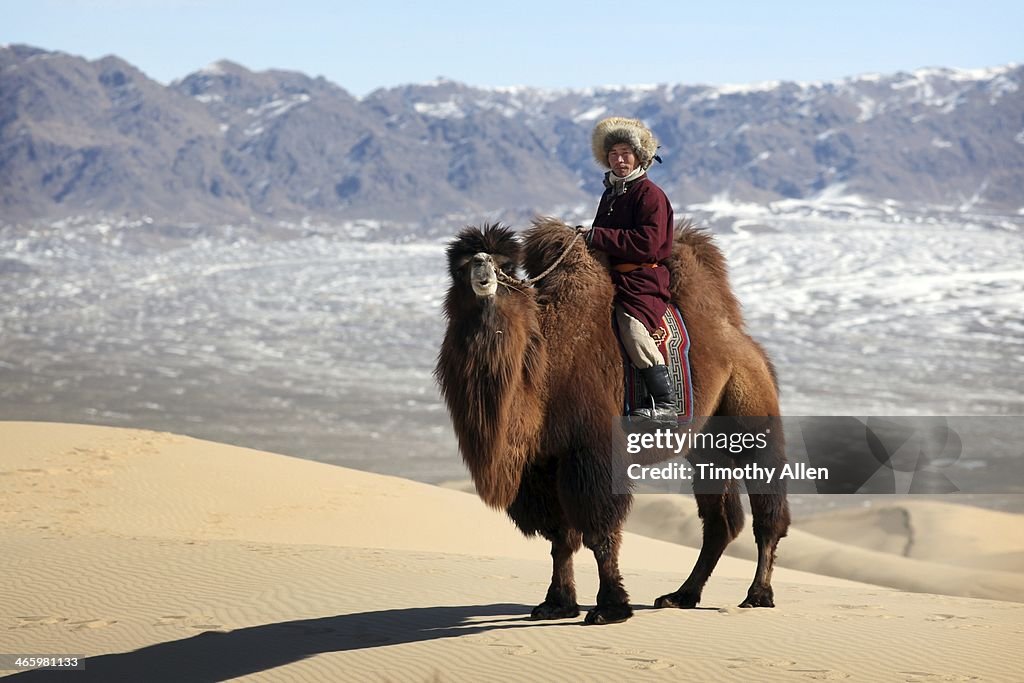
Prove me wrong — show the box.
[614,303,694,424]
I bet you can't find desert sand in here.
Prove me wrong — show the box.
[2,421,1022,682]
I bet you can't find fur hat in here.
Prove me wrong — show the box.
[591,117,659,170]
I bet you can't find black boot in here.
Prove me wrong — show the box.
[630,365,678,425]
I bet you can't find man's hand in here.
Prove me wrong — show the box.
[574,224,593,245]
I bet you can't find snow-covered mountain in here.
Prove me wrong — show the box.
[2,44,1021,225]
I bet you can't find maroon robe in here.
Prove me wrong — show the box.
[589,175,674,333]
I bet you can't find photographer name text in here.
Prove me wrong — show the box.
[627,462,828,484]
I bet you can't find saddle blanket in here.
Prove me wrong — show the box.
[615,303,694,424]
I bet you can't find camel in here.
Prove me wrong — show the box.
[435,217,790,625]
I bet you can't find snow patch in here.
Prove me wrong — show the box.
[988,74,1019,105]
[813,183,871,205]
[852,72,883,83]
[856,97,878,123]
[921,64,1016,82]
[199,61,227,76]
[246,93,311,119]
[414,101,465,119]
[573,106,607,123]
[685,80,790,105]
[715,80,783,96]
[958,179,990,213]
[745,151,772,167]
[688,192,770,218]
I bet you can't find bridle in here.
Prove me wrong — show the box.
[494,232,583,290]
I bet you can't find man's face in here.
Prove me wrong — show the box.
[608,143,638,178]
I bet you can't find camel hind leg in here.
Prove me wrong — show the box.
[740,426,789,608]
[655,477,744,609]
[719,352,791,608]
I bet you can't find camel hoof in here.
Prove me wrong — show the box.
[530,601,580,620]
[739,588,775,608]
[584,603,633,625]
[654,591,700,609]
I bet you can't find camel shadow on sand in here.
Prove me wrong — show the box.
[6,603,601,682]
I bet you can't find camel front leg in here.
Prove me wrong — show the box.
[583,529,633,625]
[531,529,582,620]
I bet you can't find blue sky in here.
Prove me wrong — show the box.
[4,1,1022,96]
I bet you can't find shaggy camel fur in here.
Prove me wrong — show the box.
[435,218,789,625]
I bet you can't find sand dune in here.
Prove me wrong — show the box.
[626,495,1024,603]
[2,422,1023,682]
[797,501,1024,572]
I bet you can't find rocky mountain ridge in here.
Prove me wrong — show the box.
[2,44,1021,226]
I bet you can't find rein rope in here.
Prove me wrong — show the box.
[495,232,582,289]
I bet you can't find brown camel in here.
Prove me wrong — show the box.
[435,217,790,625]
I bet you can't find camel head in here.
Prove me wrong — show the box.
[445,224,522,299]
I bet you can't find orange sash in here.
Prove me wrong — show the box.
[611,262,660,273]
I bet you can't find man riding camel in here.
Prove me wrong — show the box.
[577,117,677,424]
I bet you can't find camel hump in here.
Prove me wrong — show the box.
[668,219,745,328]
[673,219,728,277]
[521,216,595,283]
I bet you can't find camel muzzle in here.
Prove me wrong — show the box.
[471,253,498,297]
